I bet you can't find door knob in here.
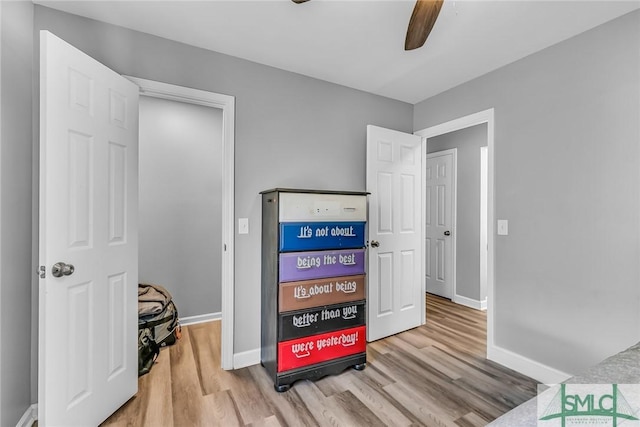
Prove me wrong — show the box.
[370,240,380,248]
[444,230,451,236]
[52,262,75,278]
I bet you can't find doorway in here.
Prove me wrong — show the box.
[128,77,235,369]
[415,108,495,355]
[425,125,488,308]
[138,96,223,320]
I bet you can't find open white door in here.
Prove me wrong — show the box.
[39,31,139,426]
[366,125,424,341]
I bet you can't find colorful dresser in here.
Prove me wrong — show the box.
[260,188,368,392]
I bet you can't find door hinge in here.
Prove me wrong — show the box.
[37,265,46,279]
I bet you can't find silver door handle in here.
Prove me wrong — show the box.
[370,240,380,248]
[444,231,451,236]
[52,262,75,278]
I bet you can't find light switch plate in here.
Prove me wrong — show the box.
[497,219,508,236]
[238,218,249,234]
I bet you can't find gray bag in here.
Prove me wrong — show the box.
[138,327,159,376]
[138,283,181,347]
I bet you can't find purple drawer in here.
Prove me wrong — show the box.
[279,249,366,283]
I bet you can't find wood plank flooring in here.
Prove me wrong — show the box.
[102,295,537,426]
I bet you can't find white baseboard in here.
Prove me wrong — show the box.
[488,343,572,384]
[452,294,487,311]
[179,312,221,326]
[16,403,37,427]
[233,348,260,369]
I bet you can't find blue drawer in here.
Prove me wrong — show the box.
[279,222,366,252]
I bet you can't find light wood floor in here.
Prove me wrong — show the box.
[102,295,537,426]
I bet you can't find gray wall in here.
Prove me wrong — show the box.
[0,1,34,425]
[415,10,640,374]
[33,5,413,358]
[139,96,223,317]
[427,124,487,302]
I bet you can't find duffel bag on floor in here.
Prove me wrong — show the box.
[139,299,181,347]
[138,327,159,376]
[138,282,172,317]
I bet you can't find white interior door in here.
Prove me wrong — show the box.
[39,30,139,426]
[366,125,424,342]
[425,149,456,299]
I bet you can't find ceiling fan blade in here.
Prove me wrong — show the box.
[405,0,444,51]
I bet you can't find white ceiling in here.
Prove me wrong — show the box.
[35,0,640,104]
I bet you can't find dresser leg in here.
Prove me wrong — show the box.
[274,384,290,393]
[353,363,366,371]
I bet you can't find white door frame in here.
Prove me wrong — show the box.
[425,148,457,301]
[0,2,3,422]
[414,108,495,355]
[480,146,488,309]
[126,77,235,370]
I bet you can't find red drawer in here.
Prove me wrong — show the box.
[277,325,366,372]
